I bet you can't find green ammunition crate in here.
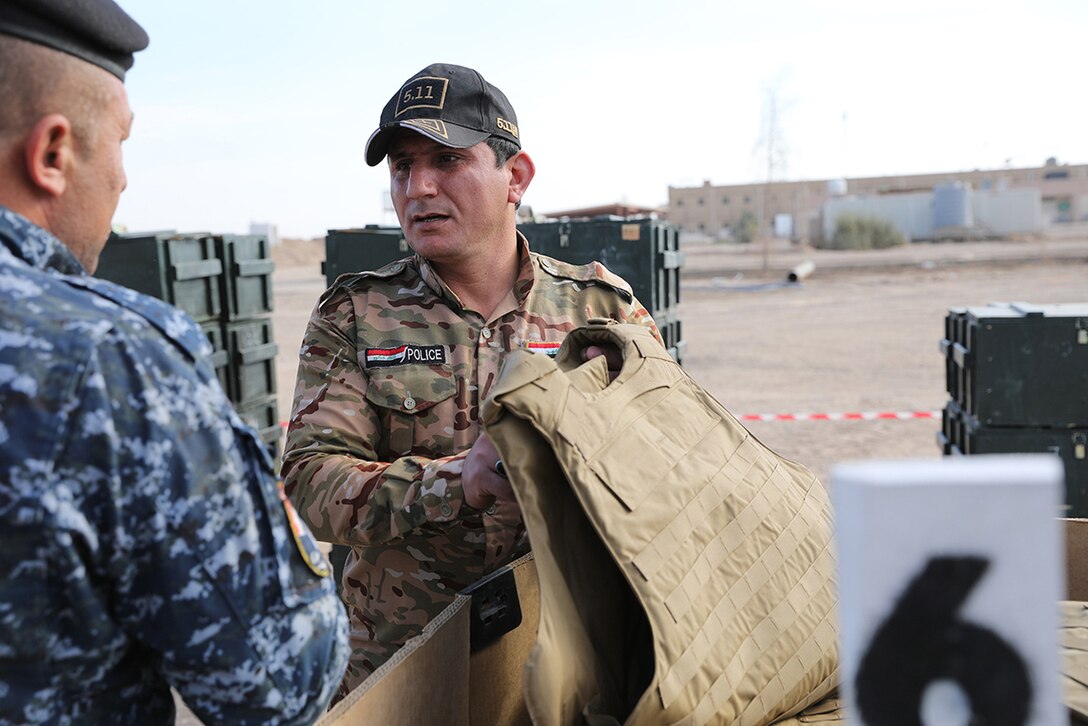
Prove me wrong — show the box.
[200,320,231,396]
[940,302,1088,427]
[939,306,967,405]
[96,232,222,322]
[235,394,282,464]
[939,399,1088,516]
[517,219,682,316]
[653,308,685,365]
[216,234,275,320]
[323,226,410,286]
[225,317,278,405]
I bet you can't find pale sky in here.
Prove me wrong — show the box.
[114,0,1087,239]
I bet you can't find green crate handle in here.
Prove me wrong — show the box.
[172,259,222,281]
[235,259,275,277]
[238,342,278,364]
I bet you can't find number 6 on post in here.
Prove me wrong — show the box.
[831,455,1064,725]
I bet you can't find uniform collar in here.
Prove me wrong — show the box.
[0,205,86,276]
[415,231,537,312]
[511,231,536,306]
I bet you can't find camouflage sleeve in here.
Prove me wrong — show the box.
[281,289,473,546]
[84,324,348,725]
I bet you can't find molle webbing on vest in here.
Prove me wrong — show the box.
[482,320,838,726]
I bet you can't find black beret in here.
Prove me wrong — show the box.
[0,0,148,81]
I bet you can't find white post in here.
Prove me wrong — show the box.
[831,455,1064,725]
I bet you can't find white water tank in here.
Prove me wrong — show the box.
[933,182,973,229]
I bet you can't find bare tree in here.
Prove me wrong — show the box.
[753,79,792,270]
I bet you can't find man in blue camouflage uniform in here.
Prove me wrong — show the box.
[0,1,348,723]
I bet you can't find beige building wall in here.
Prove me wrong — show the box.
[668,162,1088,240]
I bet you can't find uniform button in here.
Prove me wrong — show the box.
[485,504,497,515]
[481,327,492,340]
[404,396,416,410]
[440,503,453,516]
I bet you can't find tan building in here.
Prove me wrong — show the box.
[668,160,1088,241]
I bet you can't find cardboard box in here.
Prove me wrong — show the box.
[318,521,1088,726]
[317,553,538,726]
[1066,518,1088,601]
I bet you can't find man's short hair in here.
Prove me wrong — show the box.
[0,35,112,149]
[485,136,519,168]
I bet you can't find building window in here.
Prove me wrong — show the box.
[676,199,684,207]
[722,197,730,204]
[697,198,705,205]
[743,196,751,204]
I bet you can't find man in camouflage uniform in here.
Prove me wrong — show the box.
[283,62,662,694]
[0,2,348,723]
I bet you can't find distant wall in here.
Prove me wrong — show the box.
[820,188,1043,242]
[822,193,933,242]
[972,189,1042,235]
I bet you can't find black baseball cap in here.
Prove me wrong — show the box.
[0,0,148,81]
[365,63,521,167]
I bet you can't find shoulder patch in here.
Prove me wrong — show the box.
[278,480,331,577]
[525,341,563,357]
[533,253,633,302]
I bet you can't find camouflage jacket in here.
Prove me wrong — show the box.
[282,233,661,691]
[0,207,348,725]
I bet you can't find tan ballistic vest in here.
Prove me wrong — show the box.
[482,319,839,726]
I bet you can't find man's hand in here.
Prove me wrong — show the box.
[462,433,518,512]
[581,344,623,381]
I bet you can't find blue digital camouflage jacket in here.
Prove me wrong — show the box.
[0,207,348,725]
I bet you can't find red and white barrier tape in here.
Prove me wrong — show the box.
[280,410,941,428]
[739,410,940,423]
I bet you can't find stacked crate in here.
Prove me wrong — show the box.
[217,234,279,461]
[323,219,685,363]
[517,219,685,364]
[323,226,409,285]
[938,302,1088,515]
[96,232,280,462]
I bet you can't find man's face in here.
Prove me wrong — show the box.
[387,132,514,267]
[55,76,132,274]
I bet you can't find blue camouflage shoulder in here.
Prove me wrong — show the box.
[0,209,348,725]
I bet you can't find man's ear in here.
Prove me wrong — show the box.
[24,114,73,198]
[507,150,535,206]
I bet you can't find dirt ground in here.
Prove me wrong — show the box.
[270,236,1088,484]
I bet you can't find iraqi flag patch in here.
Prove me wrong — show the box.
[365,344,448,368]
[526,341,563,357]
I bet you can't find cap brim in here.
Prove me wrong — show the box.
[364,120,491,167]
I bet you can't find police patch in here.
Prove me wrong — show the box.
[366,344,448,368]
